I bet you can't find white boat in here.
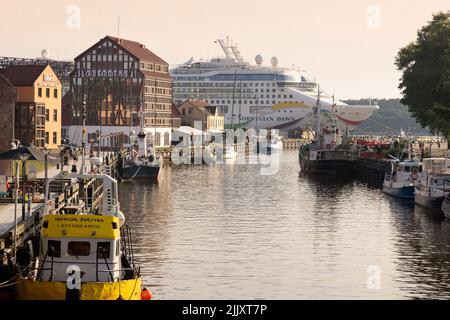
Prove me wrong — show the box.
[414,158,450,209]
[121,107,161,180]
[171,37,379,133]
[382,159,422,199]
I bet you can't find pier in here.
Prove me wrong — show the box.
[0,151,126,264]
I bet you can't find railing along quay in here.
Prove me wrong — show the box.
[0,150,127,266]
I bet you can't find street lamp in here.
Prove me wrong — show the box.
[42,147,50,206]
[18,152,30,221]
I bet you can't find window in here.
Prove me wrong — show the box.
[97,242,111,259]
[53,109,57,121]
[46,88,50,98]
[68,241,91,256]
[48,240,61,257]
[54,89,58,98]
[45,109,49,121]
[38,88,42,97]
[188,107,193,114]
[45,132,49,144]
[52,132,57,144]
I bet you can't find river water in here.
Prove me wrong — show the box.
[119,151,450,299]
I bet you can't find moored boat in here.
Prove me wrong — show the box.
[414,158,450,210]
[15,173,149,300]
[382,145,422,199]
[299,87,356,174]
[121,130,161,180]
[442,192,450,219]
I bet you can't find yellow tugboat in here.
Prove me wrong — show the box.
[15,173,150,300]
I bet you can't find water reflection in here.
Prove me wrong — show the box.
[119,152,450,299]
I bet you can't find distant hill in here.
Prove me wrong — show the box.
[344,98,430,135]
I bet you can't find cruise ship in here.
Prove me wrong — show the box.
[171,38,379,132]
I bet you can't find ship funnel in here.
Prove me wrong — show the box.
[271,56,279,69]
[255,54,263,67]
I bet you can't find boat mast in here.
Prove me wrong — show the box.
[81,94,87,175]
[314,85,321,142]
[217,37,234,60]
[238,80,243,127]
[230,70,237,129]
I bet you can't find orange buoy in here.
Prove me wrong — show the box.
[141,287,152,300]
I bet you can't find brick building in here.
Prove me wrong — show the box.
[68,36,173,149]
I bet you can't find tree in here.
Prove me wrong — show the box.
[395,12,450,138]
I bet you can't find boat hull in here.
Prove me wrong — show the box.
[442,198,450,219]
[382,185,415,199]
[414,192,444,210]
[121,164,160,180]
[15,277,143,300]
[299,155,354,174]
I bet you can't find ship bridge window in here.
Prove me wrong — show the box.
[48,240,61,258]
[97,242,111,259]
[68,241,91,257]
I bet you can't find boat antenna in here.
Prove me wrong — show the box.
[238,80,243,127]
[81,94,87,175]
[153,78,157,154]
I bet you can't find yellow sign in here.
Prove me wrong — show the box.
[271,101,308,110]
[42,214,120,240]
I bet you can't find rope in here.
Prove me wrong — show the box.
[0,276,16,287]
[128,278,140,300]
[0,281,18,288]
[116,165,142,182]
[364,118,401,134]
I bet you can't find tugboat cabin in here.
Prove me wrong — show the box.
[39,214,121,282]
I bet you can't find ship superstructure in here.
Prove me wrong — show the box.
[171,38,379,132]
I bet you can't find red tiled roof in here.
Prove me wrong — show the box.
[0,65,47,86]
[172,103,181,118]
[140,69,171,80]
[180,99,213,116]
[107,36,168,65]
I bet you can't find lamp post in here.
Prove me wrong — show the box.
[42,147,50,210]
[11,140,20,260]
[18,152,30,221]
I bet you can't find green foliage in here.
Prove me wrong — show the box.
[395,11,450,137]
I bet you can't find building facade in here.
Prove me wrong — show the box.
[68,36,173,149]
[0,74,17,175]
[177,99,224,132]
[0,74,17,152]
[0,65,62,149]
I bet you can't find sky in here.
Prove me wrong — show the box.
[1,0,448,99]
